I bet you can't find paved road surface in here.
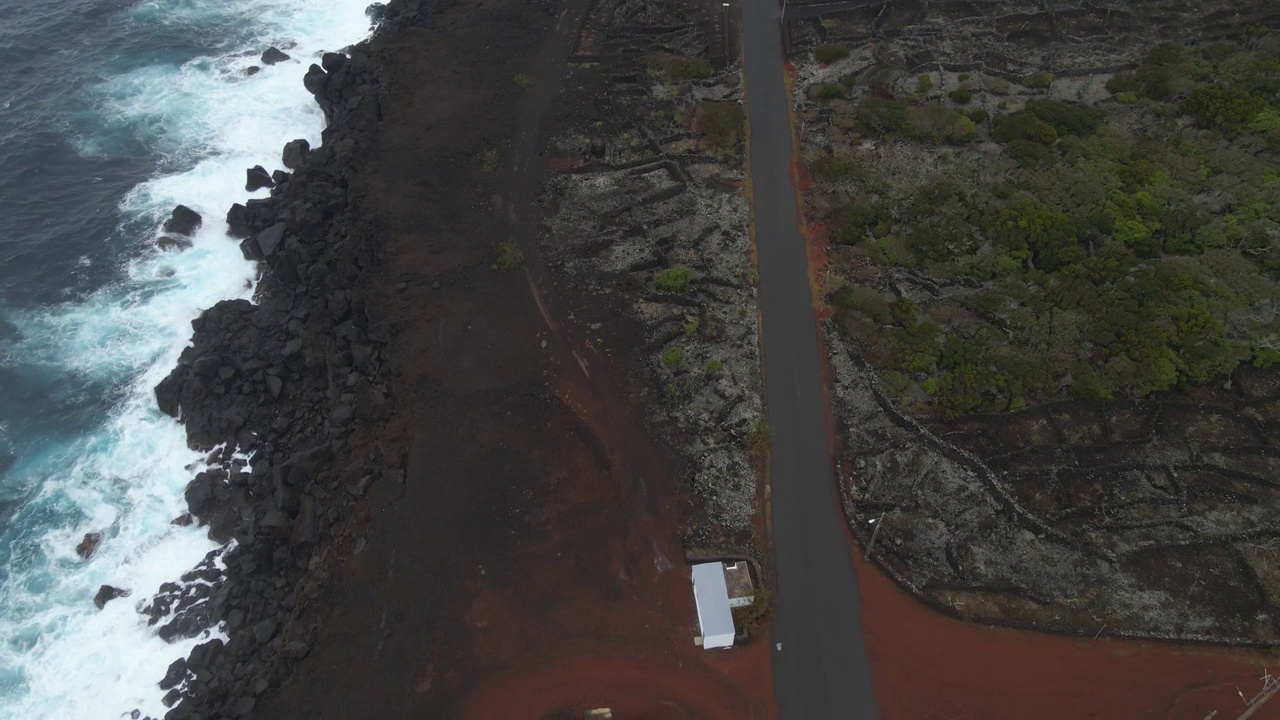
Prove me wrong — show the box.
[741,1,881,717]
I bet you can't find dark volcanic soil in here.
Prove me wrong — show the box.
[252,0,773,716]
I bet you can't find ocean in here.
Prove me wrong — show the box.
[0,0,373,716]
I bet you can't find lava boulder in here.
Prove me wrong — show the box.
[162,205,203,236]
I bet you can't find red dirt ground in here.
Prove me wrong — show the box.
[850,535,1276,719]
[253,0,776,716]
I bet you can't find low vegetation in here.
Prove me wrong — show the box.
[494,239,522,270]
[643,55,712,82]
[697,101,746,152]
[654,264,695,292]
[815,35,1280,417]
[662,346,685,369]
[814,44,850,65]
[746,417,770,459]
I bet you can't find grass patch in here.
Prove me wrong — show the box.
[811,83,845,100]
[814,44,850,65]
[662,346,685,370]
[697,101,746,151]
[643,55,712,82]
[1023,70,1056,89]
[746,417,771,459]
[732,583,773,640]
[655,265,695,292]
[813,154,860,182]
[513,73,534,89]
[494,240,522,270]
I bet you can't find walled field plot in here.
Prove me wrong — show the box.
[539,33,761,543]
[792,0,1280,642]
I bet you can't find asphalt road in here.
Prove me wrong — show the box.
[741,1,881,717]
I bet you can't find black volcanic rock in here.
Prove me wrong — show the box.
[162,205,202,236]
[76,531,102,559]
[302,64,327,96]
[241,222,287,262]
[282,139,310,169]
[261,47,291,65]
[149,11,397,717]
[225,203,252,239]
[246,165,274,192]
[157,235,193,251]
[158,658,188,690]
[321,52,347,73]
[94,585,130,609]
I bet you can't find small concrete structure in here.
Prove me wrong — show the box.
[723,560,755,608]
[692,561,736,649]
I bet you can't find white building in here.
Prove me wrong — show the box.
[692,562,736,649]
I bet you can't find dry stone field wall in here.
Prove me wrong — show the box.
[539,0,761,545]
[793,0,1280,643]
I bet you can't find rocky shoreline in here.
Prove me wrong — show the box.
[131,5,428,717]
[120,0,775,713]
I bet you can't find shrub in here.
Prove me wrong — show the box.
[1006,139,1055,168]
[894,104,978,144]
[864,63,907,94]
[495,240,522,270]
[949,88,973,104]
[746,417,771,458]
[958,72,971,82]
[697,101,746,150]
[655,265,695,292]
[513,73,534,88]
[967,108,988,124]
[482,149,500,172]
[1106,73,1142,94]
[668,57,712,81]
[1023,71,1056,89]
[942,113,977,142]
[993,113,1058,144]
[706,359,724,374]
[662,346,685,369]
[833,285,891,323]
[1181,84,1268,131]
[812,83,846,100]
[734,584,773,639]
[917,73,934,94]
[813,154,859,182]
[857,97,910,135]
[814,44,850,65]
[838,204,887,243]
[1024,99,1105,137]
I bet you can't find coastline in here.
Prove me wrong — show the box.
[146,0,775,716]
[143,7,406,716]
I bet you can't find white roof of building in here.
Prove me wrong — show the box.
[692,562,736,647]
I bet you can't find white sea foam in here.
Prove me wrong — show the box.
[0,0,374,717]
